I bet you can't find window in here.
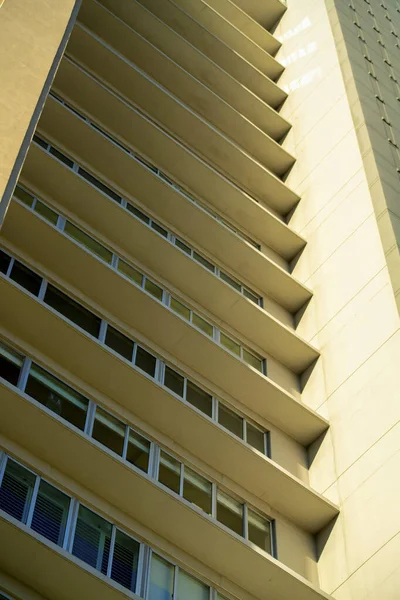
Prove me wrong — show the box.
[220,333,241,357]
[134,346,156,377]
[0,249,10,275]
[117,259,143,286]
[243,288,260,305]
[216,490,243,537]
[246,423,265,454]
[0,341,23,386]
[192,313,213,337]
[175,238,191,255]
[186,381,212,417]
[44,284,101,338]
[218,404,243,439]
[49,146,74,168]
[247,508,271,553]
[78,168,122,204]
[111,529,140,592]
[0,458,36,523]
[126,429,150,473]
[105,325,134,361]
[151,221,168,237]
[220,271,241,292]
[158,451,181,494]
[64,221,113,264]
[35,200,59,225]
[149,554,174,600]
[243,349,263,373]
[14,185,34,207]
[164,366,184,397]
[183,466,212,514]
[25,363,89,431]
[193,251,215,272]
[126,204,150,224]
[170,297,190,321]
[30,480,70,546]
[72,505,112,573]
[176,569,209,600]
[145,278,163,301]
[9,260,42,296]
[92,407,125,456]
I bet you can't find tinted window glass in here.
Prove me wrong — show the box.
[10,261,42,296]
[164,366,184,397]
[126,429,150,473]
[92,407,125,456]
[186,381,212,416]
[135,346,156,377]
[44,285,101,338]
[218,404,243,439]
[0,249,11,275]
[158,451,180,494]
[0,341,23,386]
[105,325,134,361]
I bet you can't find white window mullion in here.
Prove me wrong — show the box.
[57,215,67,231]
[122,425,130,460]
[106,525,117,577]
[0,453,8,488]
[37,278,48,302]
[98,320,108,344]
[18,357,32,393]
[65,498,80,552]
[243,504,249,540]
[136,542,148,597]
[25,475,41,528]
[85,401,97,436]
[179,463,184,497]
[5,257,14,278]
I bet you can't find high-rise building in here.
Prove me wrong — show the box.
[1,0,400,599]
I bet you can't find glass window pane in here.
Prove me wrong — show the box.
[10,261,42,296]
[192,313,213,337]
[183,466,212,514]
[111,529,140,592]
[78,168,122,204]
[243,349,264,373]
[126,204,150,224]
[246,423,265,454]
[126,429,150,473]
[248,508,271,553]
[186,381,212,417]
[25,364,89,430]
[92,407,125,456]
[64,221,112,264]
[105,325,134,361]
[220,271,241,292]
[0,341,23,386]
[135,346,156,377]
[193,251,215,272]
[49,146,74,168]
[151,221,168,237]
[0,249,11,275]
[175,238,191,255]
[220,333,241,357]
[149,554,174,600]
[34,200,59,225]
[218,404,243,439]
[14,185,34,207]
[0,459,36,523]
[33,134,48,149]
[158,451,181,494]
[145,278,163,301]
[216,490,243,537]
[72,505,112,573]
[170,297,190,321]
[31,480,70,546]
[243,288,260,305]
[176,569,209,600]
[164,366,184,397]
[44,284,101,338]
[117,259,143,286]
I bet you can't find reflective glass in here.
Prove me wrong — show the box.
[44,285,101,338]
[72,505,112,573]
[158,451,181,494]
[34,200,59,225]
[135,346,156,377]
[10,260,42,296]
[186,381,212,417]
[117,259,143,286]
[170,297,190,321]
[243,349,263,373]
[246,423,265,454]
[164,366,184,397]
[0,459,36,523]
[149,554,174,600]
[220,333,241,357]
[248,508,271,553]
[176,569,209,600]
[218,404,243,439]
[126,429,150,473]
[0,340,23,386]
[14,185,34,207]
[31,480,70,546]
[105,325,134,361]
[0,249,10,275]
[64,221,112,264]
[110,529,140,592]
[26,363,89,430]
[145,279,163,301]
[192,313,213,337]
[92,407,125,456]
[193,251,215,272]
[183,466,212,514]
[216,490,243,537]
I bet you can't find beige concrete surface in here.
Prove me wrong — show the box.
[0,0,78,226]
[277,0,400,598]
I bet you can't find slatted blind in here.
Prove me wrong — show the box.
[110,529,139,591]
[31,480,70,546]
[0,459,35,522]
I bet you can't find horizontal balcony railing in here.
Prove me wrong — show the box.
[50,59,305,255]
[65,24,296,207]
[0,451,236,600]
[158,0,283,79]
[0,340,274,551]
[79,0,287,110]
[0,278,337,532]
[12,185,267,374]
[0,264,328,445]
[18,147,319,372]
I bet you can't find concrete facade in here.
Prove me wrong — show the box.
[1,1,400,600]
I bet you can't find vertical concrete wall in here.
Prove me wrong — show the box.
[0,0,79,226]
[276,0,400,597]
